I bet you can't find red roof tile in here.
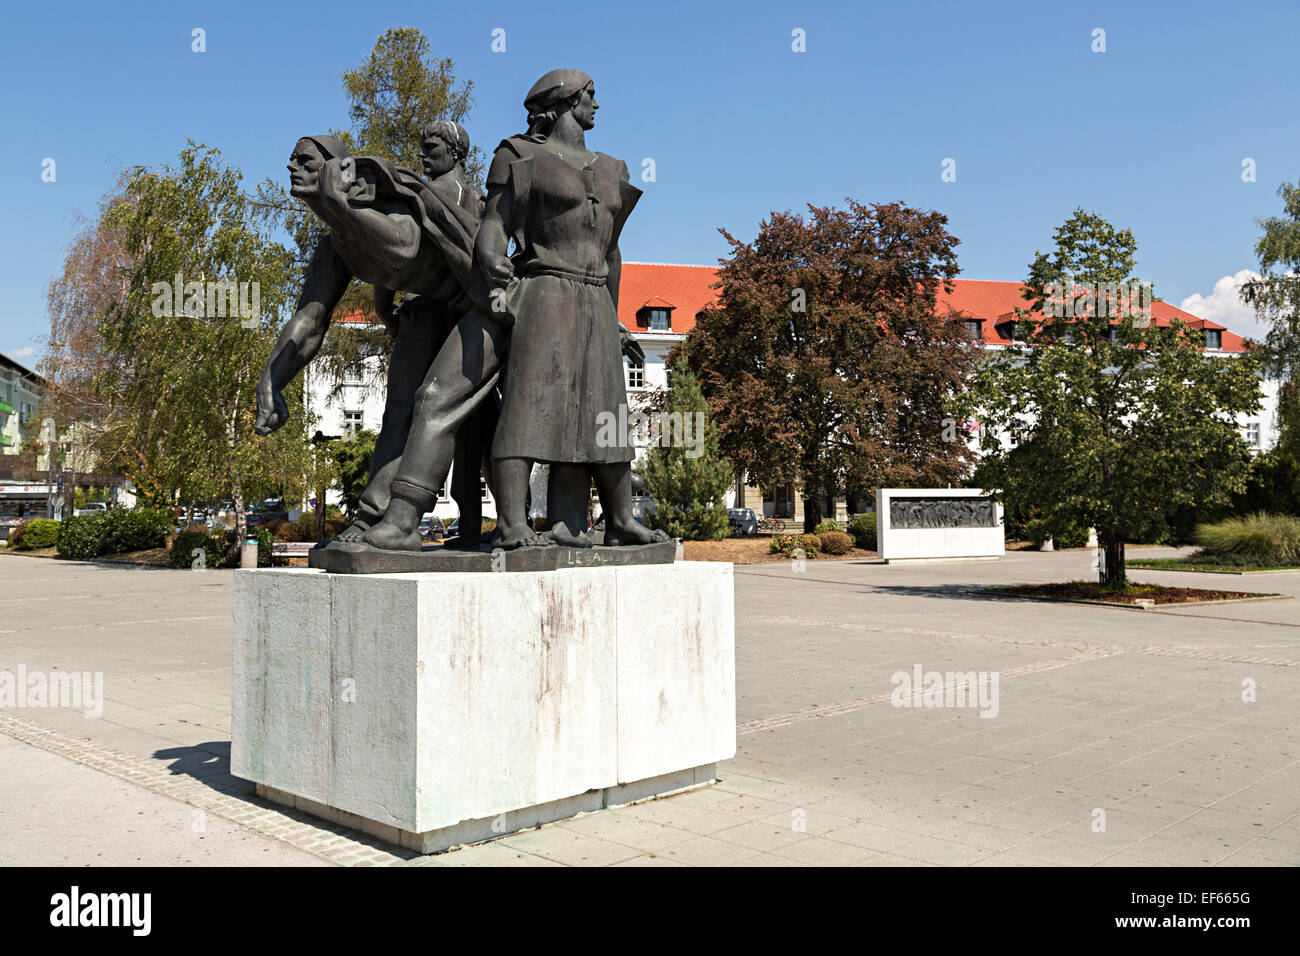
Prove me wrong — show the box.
[935,279,1248,352]
[335,270,1249,353]
[616,263,719,334]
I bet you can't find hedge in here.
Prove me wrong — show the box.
[170,530,229,569]
[14,518,59,550]
[56,508,173,560]
[847,513,877,551]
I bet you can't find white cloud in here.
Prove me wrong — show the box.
[1179,269,1269,341]
[7,345,36,359]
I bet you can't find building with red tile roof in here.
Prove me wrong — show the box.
[309,263,1276,523]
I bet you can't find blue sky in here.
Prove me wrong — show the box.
[3,0,1298,363]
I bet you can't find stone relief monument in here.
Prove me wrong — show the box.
[876,488,1005,563]
[233,71,736,854]
[888,495,999,530]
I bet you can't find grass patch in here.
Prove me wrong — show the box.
[1129,555,1300,573]
[987,580,1274,606]
[1194,513,1300,565]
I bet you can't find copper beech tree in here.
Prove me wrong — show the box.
[673,200,975,532]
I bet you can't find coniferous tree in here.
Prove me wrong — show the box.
[643,369,733,541]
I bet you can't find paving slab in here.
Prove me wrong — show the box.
[0,548,1296,865]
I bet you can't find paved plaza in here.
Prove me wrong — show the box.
[1,549,1297,866]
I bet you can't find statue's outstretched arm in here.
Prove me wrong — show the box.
[254,234,352,435]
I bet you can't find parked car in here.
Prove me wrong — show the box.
[418,515,446,543]
[259,498,289,523]
[442,517,458,540]
[728,508,758,537]
[74,502,109,517]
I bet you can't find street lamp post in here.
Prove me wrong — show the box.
[42,418,55,519]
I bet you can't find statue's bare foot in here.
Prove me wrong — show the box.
[604,521,669,547]
[496,522,552,550]
[548,520,593,549]
[335,521,369,543]
[362,518,422,552]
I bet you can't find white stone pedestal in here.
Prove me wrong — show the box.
[231,562,735,854]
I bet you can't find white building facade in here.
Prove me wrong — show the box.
[303,269,1284,523]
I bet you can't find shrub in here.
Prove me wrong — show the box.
[170,531,227,569]
[1029,517,1090,550]
[265,519,304,542]
[19,519,60,549]
[792,534,820,557]
[6,521,25,549]
[847,513,877,551]
[481,519,497,533]
[292,514,349,541]
[257,528,274,567]
[819,530,853,555]
[1194,513,1300,564]
[812,519,841,535]
[57,515,106,560]
[769,533,820,558]
[99,507,172,554]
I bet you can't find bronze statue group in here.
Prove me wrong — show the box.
[255,69,668,555]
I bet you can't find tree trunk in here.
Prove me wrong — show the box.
[1100,532,1126,588]
[315,482,326,542]
[803,484,821,533]
[233,482,246,547]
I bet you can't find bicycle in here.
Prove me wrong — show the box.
[757,516,786,533]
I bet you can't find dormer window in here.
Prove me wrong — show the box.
[1205,329,1222,350]
[964,319,982,341]
[645,308,670,331]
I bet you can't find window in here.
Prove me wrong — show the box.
[646,309,670,331]
[436,483,448,502]
[344,362,366,385]
[480,478,490,502]
[965,320,982,341]
[626,356,645,389]
[1244,422,1261,448]
[342,409,363,434]
[1205,329,1222,350]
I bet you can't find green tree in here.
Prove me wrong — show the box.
[956,208,1263,587]
[336,27,482,180]
[1242,178,1300,387]
[252,27,481,394]
[326,429,377,516]
[1242,177,1300,509]
[96,143,328,543]
[674,200,973,532]
[642,370,733,541]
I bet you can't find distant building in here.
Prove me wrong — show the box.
[303,268,1280,525]
[0,352,44,458]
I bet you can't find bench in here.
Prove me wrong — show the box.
[270,541,315,565]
